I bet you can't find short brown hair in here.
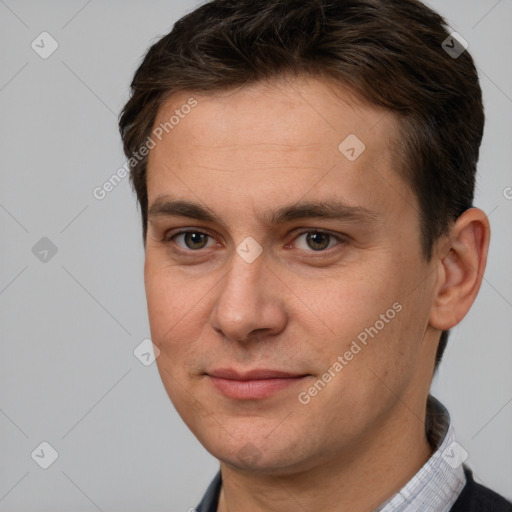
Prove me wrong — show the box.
[119,0,484,368]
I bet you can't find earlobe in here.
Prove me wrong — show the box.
[429,208,490,331]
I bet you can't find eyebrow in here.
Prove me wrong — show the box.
[147,196,378,227]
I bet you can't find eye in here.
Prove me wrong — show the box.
[169,230,216,251]
[293,230,342,251]
[165,228,345,254]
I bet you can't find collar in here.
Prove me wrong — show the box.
[195,395,466,512]
[375,394,467,511]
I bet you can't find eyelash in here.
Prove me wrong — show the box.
[163,228,346,255]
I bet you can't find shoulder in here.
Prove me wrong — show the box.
[450,467,512,512]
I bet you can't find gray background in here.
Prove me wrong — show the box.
[1,1,510,510]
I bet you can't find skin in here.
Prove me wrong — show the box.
[144,75,490,512]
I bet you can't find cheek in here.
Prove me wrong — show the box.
[145,266,202,406]
[304,259,430,376]
[144,255,219,374]
[144,257,192,353]
[307,269,398,340]
[145,271,175,340]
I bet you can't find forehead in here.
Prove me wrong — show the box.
[146,76,410,222]
[152,76,396,153]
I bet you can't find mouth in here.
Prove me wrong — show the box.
[205,368,310,400]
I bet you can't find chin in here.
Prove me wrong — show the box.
[198,426,315,475]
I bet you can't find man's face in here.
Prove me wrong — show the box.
[145,77,440,473]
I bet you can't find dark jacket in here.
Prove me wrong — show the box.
[450,467,512,511]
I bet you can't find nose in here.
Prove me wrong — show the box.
[210,248,287,343]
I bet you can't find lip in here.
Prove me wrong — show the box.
[208,368,303,380]
[206,368,309,400]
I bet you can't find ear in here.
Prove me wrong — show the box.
[429,208,490,330]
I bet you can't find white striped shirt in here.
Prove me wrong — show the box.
[376,395,467,512]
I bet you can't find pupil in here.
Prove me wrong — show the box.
[307,232,329,251]
[185,232,207,249]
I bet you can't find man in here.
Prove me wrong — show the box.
[119,0,511,510]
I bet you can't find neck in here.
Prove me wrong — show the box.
[217,404,433,512]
